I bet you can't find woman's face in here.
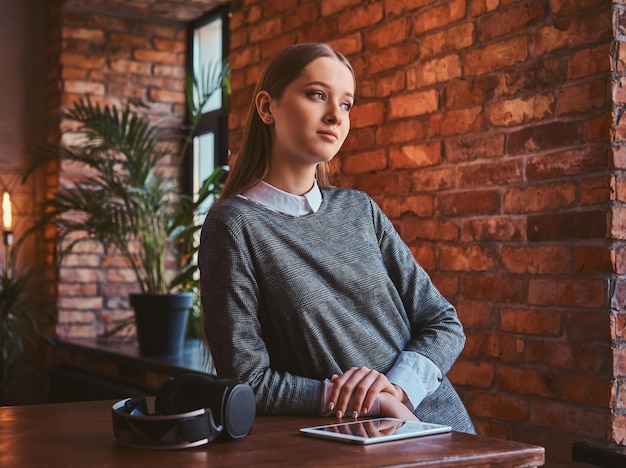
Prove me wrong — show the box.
[266,56,355,170]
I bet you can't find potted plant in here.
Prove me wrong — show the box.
[0,242,39,404]
[25,62,229,357]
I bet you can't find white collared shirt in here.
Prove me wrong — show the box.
[241,180,322,217]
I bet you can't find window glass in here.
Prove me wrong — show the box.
[192,17,222,114]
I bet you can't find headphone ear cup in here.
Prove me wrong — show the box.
[154,373,216,415]
[212,379,256,439]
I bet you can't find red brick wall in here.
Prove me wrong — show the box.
[48,4,188,338]
[47,0,622,464]
[227,0,615,463]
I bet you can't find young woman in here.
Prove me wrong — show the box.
[199,42,474,432]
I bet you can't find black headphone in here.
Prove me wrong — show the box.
[111,373,256,449]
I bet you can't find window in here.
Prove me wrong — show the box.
[186,6,229,216]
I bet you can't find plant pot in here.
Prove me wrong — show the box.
[130,293,192,357]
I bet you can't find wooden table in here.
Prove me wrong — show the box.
[0,399,545,467]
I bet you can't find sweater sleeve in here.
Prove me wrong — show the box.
[369,198,466,377]
[199,211,324,415]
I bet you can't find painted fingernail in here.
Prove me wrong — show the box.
[328,402,334,411]
[352,410,358,419]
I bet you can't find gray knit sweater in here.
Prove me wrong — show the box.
[199,188,474,432]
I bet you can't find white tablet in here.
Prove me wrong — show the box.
[300,417,452,445]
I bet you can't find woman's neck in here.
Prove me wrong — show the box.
[264,165,316,196]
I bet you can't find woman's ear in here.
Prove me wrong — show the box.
[255,91,274,125]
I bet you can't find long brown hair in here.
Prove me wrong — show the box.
[219,42,355,200]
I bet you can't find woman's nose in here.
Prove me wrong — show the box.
[324,104,343,125]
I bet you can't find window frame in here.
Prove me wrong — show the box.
[183,5,230,196]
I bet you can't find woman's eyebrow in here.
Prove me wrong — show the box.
[305,80,355,99]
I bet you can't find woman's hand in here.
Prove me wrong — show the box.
[378,392,419,421]
[328,366,402,419]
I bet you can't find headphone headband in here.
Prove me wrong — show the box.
[112,397,223,449]
[111,374,255,450]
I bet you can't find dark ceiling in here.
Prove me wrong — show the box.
[63,0,229,22]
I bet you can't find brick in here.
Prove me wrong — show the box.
[399,217,459,243]
[420,22,475,59]
[559,79,608,116]
[465,35,528,76]
[611,276,626,310]
[389,141,442,169]
[478,1,546,41]
[530,400,607,439]
[469,0,502,16]
[350,101,385,129]
[320,0,362,16]
[337,2,383,34]
[375,119,427,145]
[413,0,466,35]
[359,70,405,99]
[568,44,611,79]
[108,33,150,48]
[500,307,562,336]
[461,332,500,359]
[528,278,606,308]
[503,246,571,275]
[443,76,499,109]
[535,10,612,55]
[153,38,185,53]
[528,209,607,241]
[60,53,106,69]
[581,175,611,205]
[65,78,106,95]
[464,274,526,303]
[550,0,606,16]
[59,296,104,310]
[445,132,505,162]
[496,56,565,97]
[365,17,409,49]
[562,375,611,407]
[328,33,363,57]
[349,171,412,196]
[407,54,462,88]
[466,391,528,421]
[437,189,500,216]
[109,58,152,75]
[133,49,177,65]
[503,182,576,213]
[458,159,521,188]
[411,167,456,192]
[410,244,436,270]
[369,43,419,74]
[341,149,387,175]
[489,94,554,127]
[526,146,607,181]
[389,89,438,119]
[456,299,493,329]
[62,26,105,42]
[528,340,609,373]
[149,88,185,105]
[448,360,494,388]
[341,127,376,153]
[439,245,499,271]
[564,311,611,342]
[385,0,434,15]
[587,112,612,142]
[507,121,585,155]
[498,366,559,398]
[461,216,526,242]
[430,106,484,137]
[379,194,434,219]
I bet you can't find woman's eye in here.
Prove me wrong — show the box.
[341,102,352,111]
[307,91,325,100]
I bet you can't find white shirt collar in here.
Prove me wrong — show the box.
[241,180,322,217]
